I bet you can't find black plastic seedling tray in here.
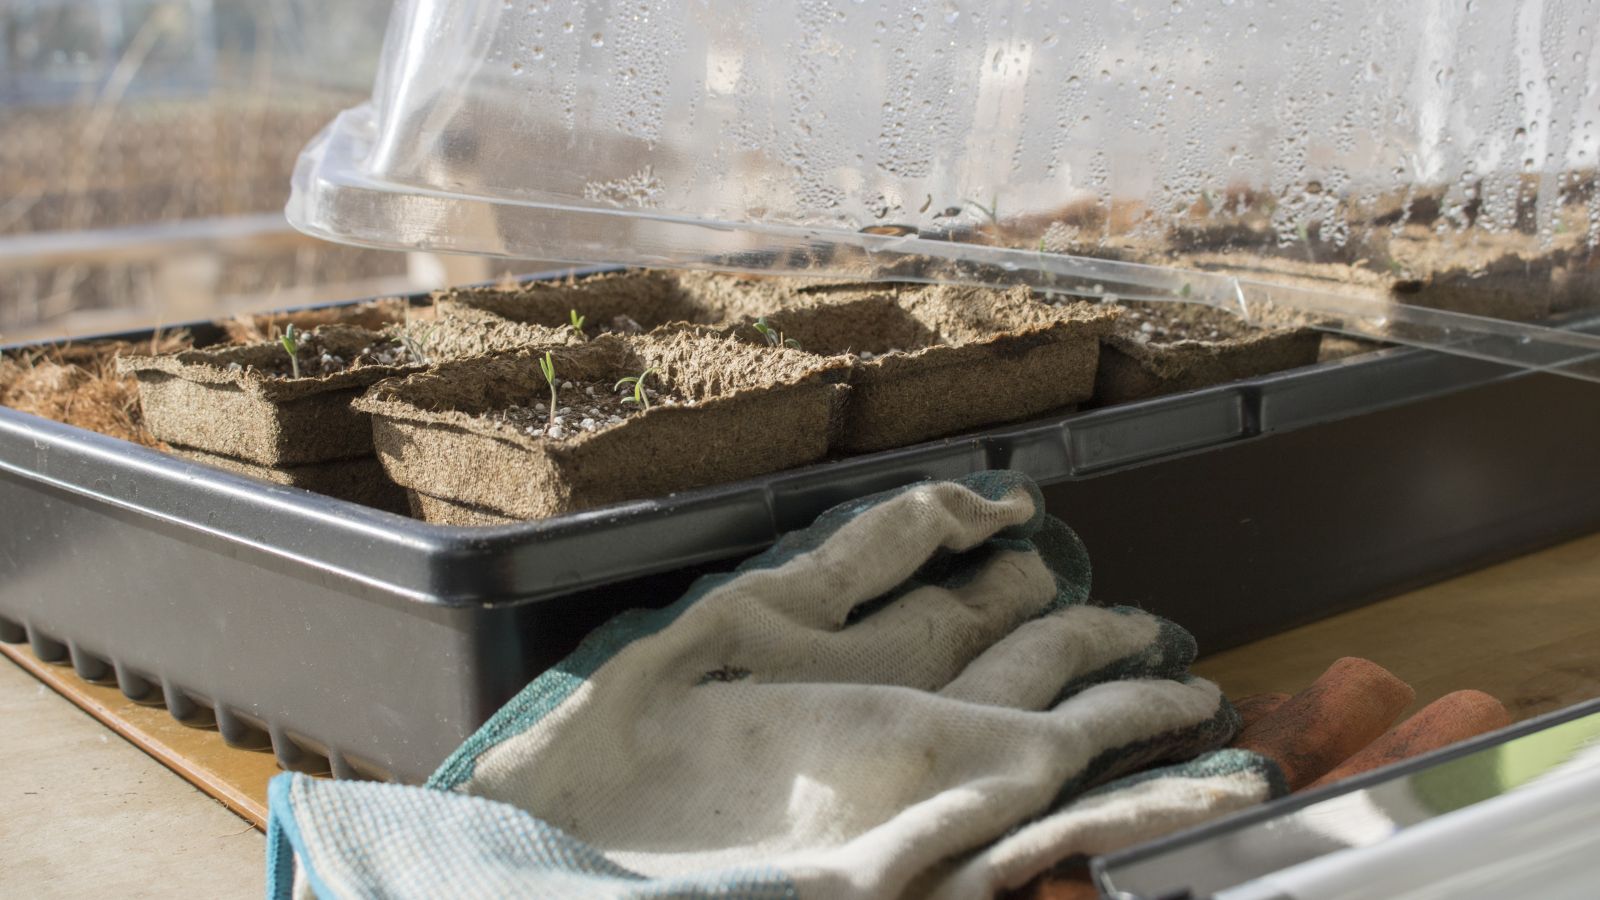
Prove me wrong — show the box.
[4,285,1600,783]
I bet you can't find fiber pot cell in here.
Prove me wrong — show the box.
[718,284,1117,454]
[405,490,519,527]
[429,270,748,360]
[172,448,408,514]
[356,331,850,522]
[118,325,426,466]
[1092,302,1323,405]
[220,296,410,344]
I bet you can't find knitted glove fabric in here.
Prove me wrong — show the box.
[266,471,1237,899]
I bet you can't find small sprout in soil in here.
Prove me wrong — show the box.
[966,194,1001,228]
[752,317,801,350]
[398,325,433,365]
[614,367,658,411]
[280,324,302,379]
[537,351,558,429]
[568,309,586,337]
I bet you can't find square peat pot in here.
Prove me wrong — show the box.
[4,286,1600,783]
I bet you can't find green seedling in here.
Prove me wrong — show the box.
[966,194,1000,227]
[280,323,302,379]
[538,351,558,429]
[615,367,658,411]
[752,317,801,350]
[399,325,433,365]
[568,309,587,337]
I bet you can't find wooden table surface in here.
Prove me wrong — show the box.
[5,529,1600,893]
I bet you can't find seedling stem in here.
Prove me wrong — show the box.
[280,324,302,379]
[615,368,658,411]
[399,325,433,365]
[538,351,558,429]
[966,194,1001,229]
[753,317,801,350]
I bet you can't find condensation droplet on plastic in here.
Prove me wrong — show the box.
[591,32,604,47]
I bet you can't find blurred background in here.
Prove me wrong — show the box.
[0,0,510,342]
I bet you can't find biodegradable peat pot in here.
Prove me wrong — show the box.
[1092,302,1323,404]
[118,325,426,466]
[718,284,1117,453]
[172,447,408,514]
[405,490,520,527]
[356,331,851,522]
[430,270,750,360]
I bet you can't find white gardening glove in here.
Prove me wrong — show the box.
[267,471,1238,899]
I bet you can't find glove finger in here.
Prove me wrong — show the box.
[1231,657,1414,790]
[1307,690,1510,790]
[938,605,1187,710]
[725,476,1041,633]
[798,544,1059,689]
[932,749,1282,900]
[1233,692,1291,732]
[1048,677,1238,796]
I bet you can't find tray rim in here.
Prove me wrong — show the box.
[4,272,1590,611]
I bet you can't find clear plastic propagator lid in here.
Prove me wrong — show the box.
[289,0,1600,379]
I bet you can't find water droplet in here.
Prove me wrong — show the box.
[944,2,960,23]
[591,32,604,47]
